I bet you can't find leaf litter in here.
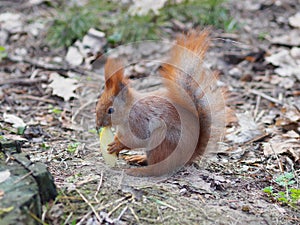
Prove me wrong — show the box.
[0,0,299,224]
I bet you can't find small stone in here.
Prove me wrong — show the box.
[134,64,146,74]
[289,12,300,28]
[179,188,187,195]
[15,47,27,56]
[0,30,8,45]
[82,32,106,56]
[241,205,251,212]
[240,74,252,82]
[52,56,63,63]
[0,12,23,33]
[229,203,238,210]
[271,30,300,46]
[66,46,83,66]
[291,47,300,59]
[229,67,242,77]
[218,199,227,206]
[87,28,105,38]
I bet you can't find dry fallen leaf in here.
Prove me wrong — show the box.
[0,170,11,184]
[266,49,296,68]
[129,0,168,16]
[271,30,300,47]
[266,49,300,78]
[226,112,264,144]
[275,107,300,132]
[49,73,79,101]
[0,12,23,33]
[3,113,26,128]
[263,135,300,161]
[1,134,27,141]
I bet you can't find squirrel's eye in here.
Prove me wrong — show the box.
[107,107,114,114]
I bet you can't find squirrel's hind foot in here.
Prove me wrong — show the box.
[123,155,147,166]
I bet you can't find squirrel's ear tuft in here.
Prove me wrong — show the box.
[104,58,128,93]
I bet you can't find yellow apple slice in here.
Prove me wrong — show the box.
[99,127,117,167]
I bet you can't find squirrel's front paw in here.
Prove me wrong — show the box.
[107,140,126,154]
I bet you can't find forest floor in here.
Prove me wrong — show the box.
[0,0,299,224]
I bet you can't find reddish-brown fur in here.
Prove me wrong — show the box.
[96,29,228,177]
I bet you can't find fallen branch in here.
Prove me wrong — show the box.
[7,54,104,80]
[15,95,56,104]
[72,99,97,123]
[76,189,102,224]
[249,89,283,105]
[94,171,104,203]
[13,171,33,184]
[0,78,48,86]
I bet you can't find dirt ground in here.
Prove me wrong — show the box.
[0,0,299,224]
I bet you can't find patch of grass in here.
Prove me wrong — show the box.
[41,143,50,150]
[258,31,268,41]
[0,135,7,141]
[88,128,97,135]
[0,46,7,61]
[47,0,236,48]
[48,104,63,115]
[67,142,81,154]
[47,6,98,48]
[263,172,300,209]
[107,12,168,44]
[164,0,237,32]
[17,126,26,135]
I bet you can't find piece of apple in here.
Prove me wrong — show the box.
[99,127,117,167]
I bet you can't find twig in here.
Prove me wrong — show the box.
[72,99,98,123]
[7,54,104,79]
[76,189,102,223]
[77,196,131,225]
[139,217,159,223]
[270,144,284,173]
[148,197,177,210]
[197,194,206,204]
[0,78,48,86]
[28,211,49,225]
[294,104,300,114]
[244,133,270,145]
[97,196,130,211]
[75,175,98,187]
[253,95,261,119]
[117,206,128,220]
[63,212,73,225]
[255,110,265,124]
[156,205,164,222]
[94,171,104,203]
[117,170,125,190]
[249,89,283,105]
[107,199,130,217]
[13,171,33,184]
[77,211,92,225]
[15,95,56,104]
[129,206,140,223]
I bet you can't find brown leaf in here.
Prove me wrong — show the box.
[263,135,300,161]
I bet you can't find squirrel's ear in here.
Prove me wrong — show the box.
[104,58,128,93]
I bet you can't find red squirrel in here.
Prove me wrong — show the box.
[96,29,227,177]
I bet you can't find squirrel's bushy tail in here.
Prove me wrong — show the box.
[160,29,227,162]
